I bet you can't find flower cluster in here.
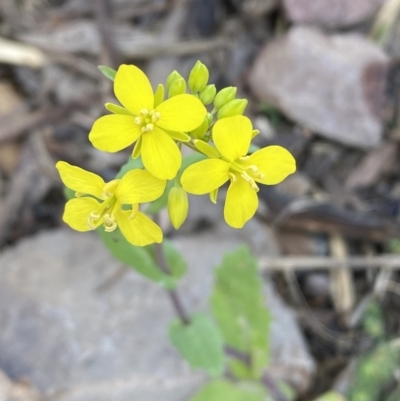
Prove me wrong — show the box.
[57,62,296,246]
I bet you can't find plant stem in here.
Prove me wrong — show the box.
[153,234,287,401]
[154,241,191,325]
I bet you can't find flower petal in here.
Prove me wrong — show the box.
[116,169,166,204]
[181,159,229,195]
[141,126,181,180]
[247,146,296,185]
[89,114,141,152]
[63,197,102,232]
[212,115,252,161]
[114,64,154,115]
[56,161,105,198]
[224,177,258,228]
[105,103,133,116]
[116,209,162,246]
[156,94,206,132]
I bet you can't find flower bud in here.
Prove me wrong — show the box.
[154,84,164,108]
[168,186,189,229]
[166,70,183,91]
[188,61,209,93]
[168,77,186,97]
[213,86,237,110]
[191,116,209,139]
[217,99,248,119]
[199,84,216,105]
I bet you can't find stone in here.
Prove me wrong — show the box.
[0,227,315,400]
[248,26,389,149]
[283,0,384,28]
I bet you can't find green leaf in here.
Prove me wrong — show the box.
[210,246,270,379]
[98,65,117,81]
[169,313,225,377]
[97,226,166,282]
[116,156,143,179]
[349,342,400,401]
[190,380,266,401]
[313,392,346,401]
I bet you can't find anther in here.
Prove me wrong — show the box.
[104,214,117,232]
[246,165,259,174]
[228,172,237,182]
[140,108,149,116]
[134,117,142,125]
[239,156,250,161]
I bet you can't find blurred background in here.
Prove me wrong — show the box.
[1,0,400,400]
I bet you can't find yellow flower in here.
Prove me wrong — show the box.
[56,161,166,246]
[89,65,207,180]
[181,116,296,228]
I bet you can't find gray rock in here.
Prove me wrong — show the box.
[248,26,389,149]
[0,226,314,400]
[283,0,384,28]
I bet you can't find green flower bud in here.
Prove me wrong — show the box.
[217,98,248,119]
[191,116,209,139]
[199,84,216,105]
[188,60,209,93]
[168,186,189,229]
[213,86,237,110]
[166,70,183,91]
[168,77,186,97]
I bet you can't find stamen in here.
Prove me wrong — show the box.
[152,112,161,122]
[134,117,142,125]
[240,173,259,192]
[87,211,101,229]
[129,204,139,219]
[246,165,259,174]
[140,108,149,116]
[239,156,250,161]
[228,172,237,182]
[104,214,117,232]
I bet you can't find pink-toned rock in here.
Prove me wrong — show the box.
[248,26,389,149]
[283,0,385,28]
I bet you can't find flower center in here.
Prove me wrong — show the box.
[134,108,161,133]
[88,196,118,232]
[228,156,265,192]
[87,179,121,232]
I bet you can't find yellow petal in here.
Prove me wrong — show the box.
[116,169,166,204]
[156,94,206,132]
[168,187,189,229]
[116,209,162,246]
[247,146,296,185]
[105,103,133,116]
[212,115,252,161]
[114,64,154,115]
[224,176,258,228]
[56,161,105,198]
[181,159,229,195]
[63,197,102,232]
[141,126,181,180]
[89,114,141,152]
